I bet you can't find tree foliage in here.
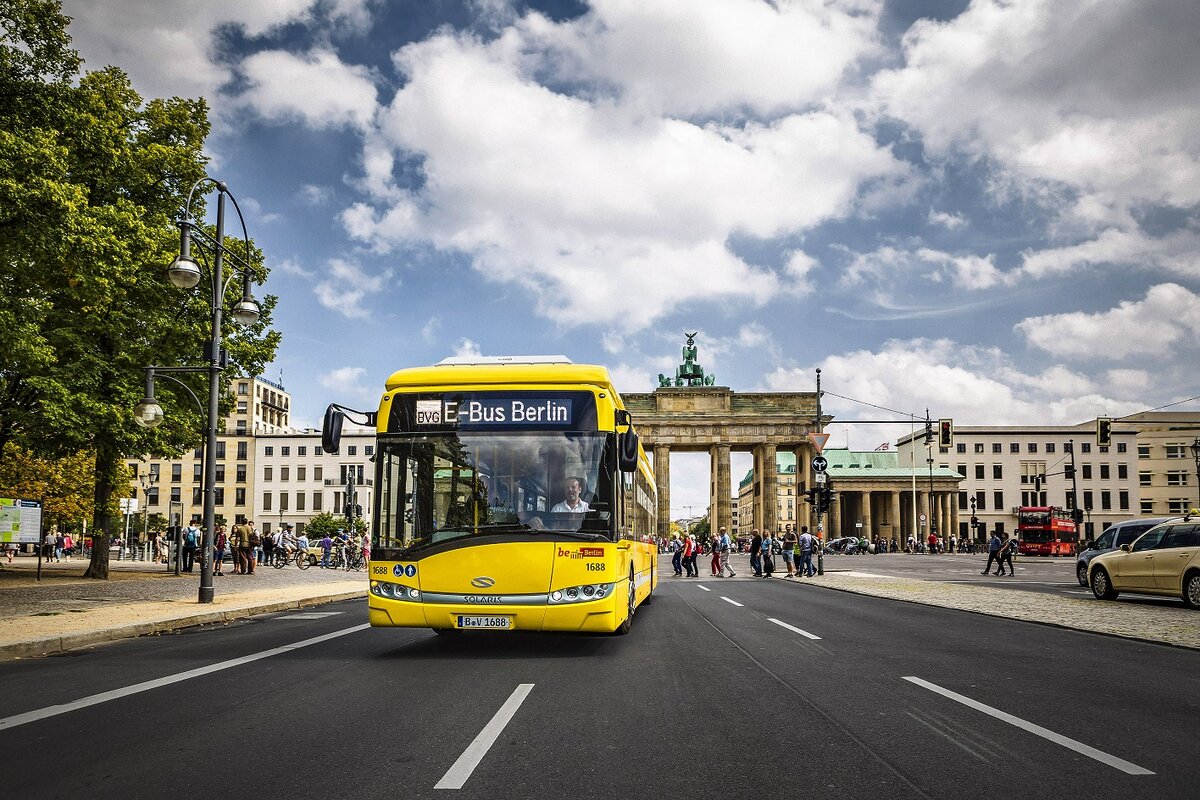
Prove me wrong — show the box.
[304,512,368,539]
[0,442,106,527]
[0,1,280,578]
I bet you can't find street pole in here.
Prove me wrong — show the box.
[1191,438,1200,510]
[1069,438,1081,546]
[815,368,824,576]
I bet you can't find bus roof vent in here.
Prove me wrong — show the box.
[435,354,573,366]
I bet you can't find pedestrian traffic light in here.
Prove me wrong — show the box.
[355,504,363,516]
[1097,417,1112,448]
[970,515,978,526]
[344,504,354,523]
[938,418,953,448]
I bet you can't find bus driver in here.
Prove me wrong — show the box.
[550,476,590,514]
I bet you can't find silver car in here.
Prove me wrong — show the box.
[1075,517,1175,586]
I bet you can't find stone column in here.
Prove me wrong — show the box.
[861,490,873,539]
[828,491,840,539]
[891,491,903,548]
[761,443,778,534]
[951,491,960,541]
[654,445,671,541]
[709,443,731,535]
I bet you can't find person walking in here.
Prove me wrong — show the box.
[182,523,199,572]
[213,526,227,575]
[709,534,721,576]
[671,535,683,576]
[718,527,735,577]
[797,525,816,577]
[781,525,797,578]
[320,532,334,569]
[760,531,775,578]
[996,534,1018,576]
[749,529,763,577]
[981,531,1003,575]
[62,532,74,561]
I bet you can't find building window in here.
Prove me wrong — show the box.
[1099,446,1109,454]
[237,441,247,460]
[265,446,274,457]
[1166,443,1189,459]
[1081,442,1091,453]
[1138,445,1150,459]
[237,400,248,414]
[314,466,323,482]
[296,492,306,512]
[1010,442,1020,453]
[974,443,984,453]
[299,446,307,456]
[1082,464,1092,480]
[1064,441,1073,453]
[991,443,1001,453]
[956,443,966,453]
[1167,471,1189,486]
[235,488,246,506]
[1117,442,1127,453]
[993,464,1003,480]
[1045,442,1055,453]
[279,493,289,512]
[147,487,160,506]
[1139,471,1152,486]
[237,465,246,483]
[975,464,985,479]
[214,488,224,505]
[975,490,986,510]
[170,487,181,503]
[264,467,273,482]
[958,492,968,510]
[313,492,322,511]
[1083,490,1094,509]
[957,463,966,477]
[1140,499,1154,514]
[365,445,374,456]
[214,441,225,459]
[215,465,225,483]
[192,488,202,504]
[1100,491,1111,510]
[1118,490,1129,511]
[1118,463,1128,479]
[172,463,182,482]
[1168,498,1191,515]
[281,446,290,457]
[348,445,357,456]
[193,463,202,481]
[193,447,202,459]
[298,466,306,481]
[263,492,272,511]
[1100,464,1110,480]
[281,466,290,482]
[1027,442,1038,453]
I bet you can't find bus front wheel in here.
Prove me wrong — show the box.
[615,569,635,635]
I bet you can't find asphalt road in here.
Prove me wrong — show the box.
[3,563,1197,799]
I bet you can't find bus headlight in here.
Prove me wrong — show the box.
[372,582,420,602]
[548,583,615,604]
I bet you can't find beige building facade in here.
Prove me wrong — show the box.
[254,429,375,536]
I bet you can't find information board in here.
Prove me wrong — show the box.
[0,497,43,544]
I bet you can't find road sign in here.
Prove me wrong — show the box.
[815,472,827,484]
[919,513,927,522]
[812,455,828,473]
[809,432,830,453]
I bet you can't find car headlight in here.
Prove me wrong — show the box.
[548,583,615,604]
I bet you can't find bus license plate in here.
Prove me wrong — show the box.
[457,615,512,630]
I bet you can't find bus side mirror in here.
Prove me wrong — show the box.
[322,405,344,454]
[618,430,639,472]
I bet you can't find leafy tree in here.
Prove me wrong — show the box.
[691,516,710,538]
[305,512,367,539]
[0,442,99,529]
[0,1,280,579]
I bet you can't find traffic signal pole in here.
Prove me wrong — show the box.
[815,368,825,576]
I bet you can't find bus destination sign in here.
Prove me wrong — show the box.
[392,391,597,432]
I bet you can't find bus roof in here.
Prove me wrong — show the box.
[385,360,621,400]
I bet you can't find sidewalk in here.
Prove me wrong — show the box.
[0,555,365,660]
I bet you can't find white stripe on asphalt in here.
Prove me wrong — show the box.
[0,624,370,733]
[767,618,821,640]
[697,585,711,592]
[435,684,534,790]
[280,612,345,619]
[903,676,1153,775]
[720,597,744,607]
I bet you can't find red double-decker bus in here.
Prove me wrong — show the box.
[1016,506,1078,556]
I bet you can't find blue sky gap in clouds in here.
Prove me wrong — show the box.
[61,0,1200,515]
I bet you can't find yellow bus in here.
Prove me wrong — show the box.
[323,356,658,634]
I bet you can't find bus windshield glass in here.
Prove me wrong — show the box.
[375,431,615,553]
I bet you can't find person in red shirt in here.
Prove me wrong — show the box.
[927,532,939,554]
[682,535,695,577]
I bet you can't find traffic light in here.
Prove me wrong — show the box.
[1072,507,1084,525]
[970,515,978,527]
[1033,474,1042,493]
[1097,417,1112,447]
[344,503,354,523]
[938,419,953,448]
[355,504,363,517]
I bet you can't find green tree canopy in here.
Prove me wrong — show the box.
[304,512,368,539]
[0,0,280,578]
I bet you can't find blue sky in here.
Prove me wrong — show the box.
[64,0,1200,516]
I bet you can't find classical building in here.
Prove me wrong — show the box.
[737,451,800,537]
[254,428,375,536]
[126,375,292,528]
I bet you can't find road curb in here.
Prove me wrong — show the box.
[0,589,366,661]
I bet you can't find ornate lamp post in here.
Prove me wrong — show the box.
[133,178,262,603]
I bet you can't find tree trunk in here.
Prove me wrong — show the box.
[83,443,118,579]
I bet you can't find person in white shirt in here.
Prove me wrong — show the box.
[550,476,590,513]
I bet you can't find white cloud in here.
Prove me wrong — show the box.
[299,184,334,206]
[274,258,314,279]
[237,48,379,130]
[928,210,965,229]
[313,258,392,318]
[421,315,442,343]
[1018,227,1200,281]
[1015,283,1200,359]
[345,25,905,327]
[318,365,376,406]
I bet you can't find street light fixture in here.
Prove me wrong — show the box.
[133,178,263,603]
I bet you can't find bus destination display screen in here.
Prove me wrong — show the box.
[388,391,597,432]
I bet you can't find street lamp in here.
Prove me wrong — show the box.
[139,470,158,562]
[1187,437,1200,509]
[133,178,263,603]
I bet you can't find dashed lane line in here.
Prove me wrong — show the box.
[903,676,1153,776]
[767,618,821,640]
[435,684,535,790]
[697,584,712,592]
[0,624,371,733]
[721,597,744,607]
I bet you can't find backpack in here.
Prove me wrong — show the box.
[185,530,197,547]
[250,530,262,546]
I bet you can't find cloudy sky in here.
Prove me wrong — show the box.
[63,0,1200,516]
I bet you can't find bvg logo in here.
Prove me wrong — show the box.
[471,576,496,588]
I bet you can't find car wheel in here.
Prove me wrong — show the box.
[1091,567,1118,601]
[1183,570,1200,609]
[1076,563,1088,587]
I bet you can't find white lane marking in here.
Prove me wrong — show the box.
[697,584,712,592]
[767,617,821,640]
[903,677,1154,776]
[280,612,344,619]
[720,596,744,607]
[435,684,534,790]
[0,624,370,733]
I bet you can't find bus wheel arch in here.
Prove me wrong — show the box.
[614,567,635,635]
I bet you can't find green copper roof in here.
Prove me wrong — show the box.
[739,447,962,486]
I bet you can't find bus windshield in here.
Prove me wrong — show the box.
[375,431,615,553]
